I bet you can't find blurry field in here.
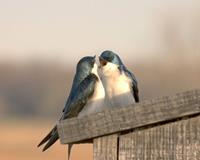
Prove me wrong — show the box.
[0,57,200,160]
[0,120,93,160]
[1,60,200,160]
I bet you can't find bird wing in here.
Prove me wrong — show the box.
[38,73,98,151]
[62,73,98,119]
[62,71,87,113]
[119,65,139,103]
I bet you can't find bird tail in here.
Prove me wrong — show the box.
[134,91,139,103]
[37,125,59,152]
[68,144,73,160]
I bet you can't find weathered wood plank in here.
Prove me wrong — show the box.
[57,89,200,144]
[93,134,118,160]
[119,115,200,160]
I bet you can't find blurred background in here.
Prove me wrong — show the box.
[0,0,200,160]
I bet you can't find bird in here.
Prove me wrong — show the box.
[38,56,105,159]
[99,50,139,108]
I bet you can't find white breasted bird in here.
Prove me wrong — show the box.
[38,56,105,159]
[99,50,139,108]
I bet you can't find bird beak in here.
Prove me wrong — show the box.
[99,56,107,67]
[92,55,96,65]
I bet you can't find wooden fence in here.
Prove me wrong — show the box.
[57,89,200,160]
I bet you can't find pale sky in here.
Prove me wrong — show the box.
[0,0,199,64]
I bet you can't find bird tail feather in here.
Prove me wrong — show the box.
[134,92,139,103]
[37,125,59,152]
[68,144,73,160]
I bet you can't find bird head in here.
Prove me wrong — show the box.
[99,50,123,75]
[76,56,96,75]
[99,50,123,67]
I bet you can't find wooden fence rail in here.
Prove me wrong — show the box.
[57,89,200,160]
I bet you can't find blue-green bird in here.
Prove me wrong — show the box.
[99,50,139,108]
[38,56,105,159]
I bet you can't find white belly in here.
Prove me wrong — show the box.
[102,72,135,108]
[78,80,106,117]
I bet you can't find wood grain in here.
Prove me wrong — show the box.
[93,134,118,160]
[119,115,200,160]
[57,89,200,144]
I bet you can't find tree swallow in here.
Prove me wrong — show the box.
[38,56,105,159]
[99,50,139,108]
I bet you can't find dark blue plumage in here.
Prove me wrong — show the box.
[38,56,98,154]
[63,56,95,113]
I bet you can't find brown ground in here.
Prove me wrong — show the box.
[0,121,93,160]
